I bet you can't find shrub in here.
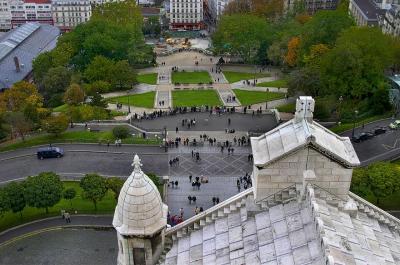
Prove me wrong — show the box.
[112,126,130,139]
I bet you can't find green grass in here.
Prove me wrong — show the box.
[277,103,295,113]
[223,71,271,83]
[233,89,285,106]
[53,104,68,112]
[0,181,117,232]
[330,113,392,134]
[172,90,221,107]
[257,79,288,88]
[137,73,158,85]
[0,130,161,152]
[107,92,156,108]
[171,71,212,84]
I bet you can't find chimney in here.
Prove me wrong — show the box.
[13,56,20,73]
[295,96,315,123]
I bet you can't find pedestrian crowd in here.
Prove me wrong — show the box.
[236,173,253,192]
[169,157,180,166]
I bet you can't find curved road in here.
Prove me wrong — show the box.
[0,144,168,183]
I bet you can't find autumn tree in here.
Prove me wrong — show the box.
[63,83,85,106]
[43,114,69,136]
[284,37,301,67]
[0,81,43,113]
[4,112,32,141]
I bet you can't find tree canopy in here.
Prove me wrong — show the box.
[80,174,108,210]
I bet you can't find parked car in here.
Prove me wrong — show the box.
[373,127,387,135]
[389,120,400,129]
[352,132,374,143]
[37,147,64,159]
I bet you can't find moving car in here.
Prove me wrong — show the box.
[389,120,400,129]
[352,132,374,143]
[373,127,386,135]
[37,147,64,159]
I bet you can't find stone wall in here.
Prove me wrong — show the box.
[253,147,352,201]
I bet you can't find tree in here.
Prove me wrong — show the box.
[0,187,10,218]
[43,114,69,136]
[24,172,63,214]
[4,112,32,141]
[319,27,394,100]
[63,188,76,206]
[112,126,130,139]
[80,174,108,210]
[90,93,108,108]
[0,81,43,113]
[284,37,301,67]
[84,56,114,84]
[111,60,137,89]
[212,14,272,63]
[106,177,124,200]
[4,182,26,218]
[41,66,72,107]
[351,162,400,206]
[63,83,85,106]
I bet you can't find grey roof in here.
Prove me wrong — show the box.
[160,185,400,265]
[0,22,59,89]
[250,118,360,168]
[353,0,383,20]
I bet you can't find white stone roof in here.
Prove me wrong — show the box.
[159,186,400,265]
[251,118,360,168]
[113,155,168,236]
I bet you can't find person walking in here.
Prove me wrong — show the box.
[237,179,241,192]
[228,118,231,126]
[195,206,200,215]
[65,212,71,223]
[189,175,192,182]
[176,127,179,133]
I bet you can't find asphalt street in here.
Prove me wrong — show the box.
[339,118,400,165]
[0,144,168,183]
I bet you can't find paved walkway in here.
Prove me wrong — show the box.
[217,87,241,107]
[155,91,171,109]
[0,215,112,245]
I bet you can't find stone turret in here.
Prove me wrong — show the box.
[295,96,315,123]
[113,155,168,265]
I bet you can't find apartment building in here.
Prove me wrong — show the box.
[51,0,91,31]
[9,0,53,28]
[169,0,203,30]
[0,0,12,31]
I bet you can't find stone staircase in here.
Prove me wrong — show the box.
[256,184,300,209]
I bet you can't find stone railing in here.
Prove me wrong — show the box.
[165,188,254,237]
[349,191,400,230]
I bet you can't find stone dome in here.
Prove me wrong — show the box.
[113,155,167,236]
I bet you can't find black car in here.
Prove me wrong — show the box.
[373,127,387,136]
[37,147,64,159]
[352,132,374,143]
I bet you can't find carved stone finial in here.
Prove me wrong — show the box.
[132,154,142,171]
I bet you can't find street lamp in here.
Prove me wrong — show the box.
[338,95,343,123]
[351,110,359,139]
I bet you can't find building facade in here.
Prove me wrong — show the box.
[51,0,91,31]
[9,0,53,28]
[169,0,203,30]
[380,4,400,36]
[0,0,12,31]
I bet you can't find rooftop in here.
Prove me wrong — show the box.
[353,0,384,21]
[0,22,59,89]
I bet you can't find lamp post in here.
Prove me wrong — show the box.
[338,95,343,123]
[127,94,131,114]
[163,126,167,152]
[351,110,359,139]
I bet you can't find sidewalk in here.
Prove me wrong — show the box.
[0,215,112,245]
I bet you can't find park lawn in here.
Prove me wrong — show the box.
[53,104,68,112]
[0,181,117,232]
[0,130,160,152]
[277,103,295,113]
[108,92,155,108]
[233,89,285,106]
[171,71,212,84]
[137,73,158,85]
[172,90,221,107]
[257,79,288,88]
[223,71,270,83]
